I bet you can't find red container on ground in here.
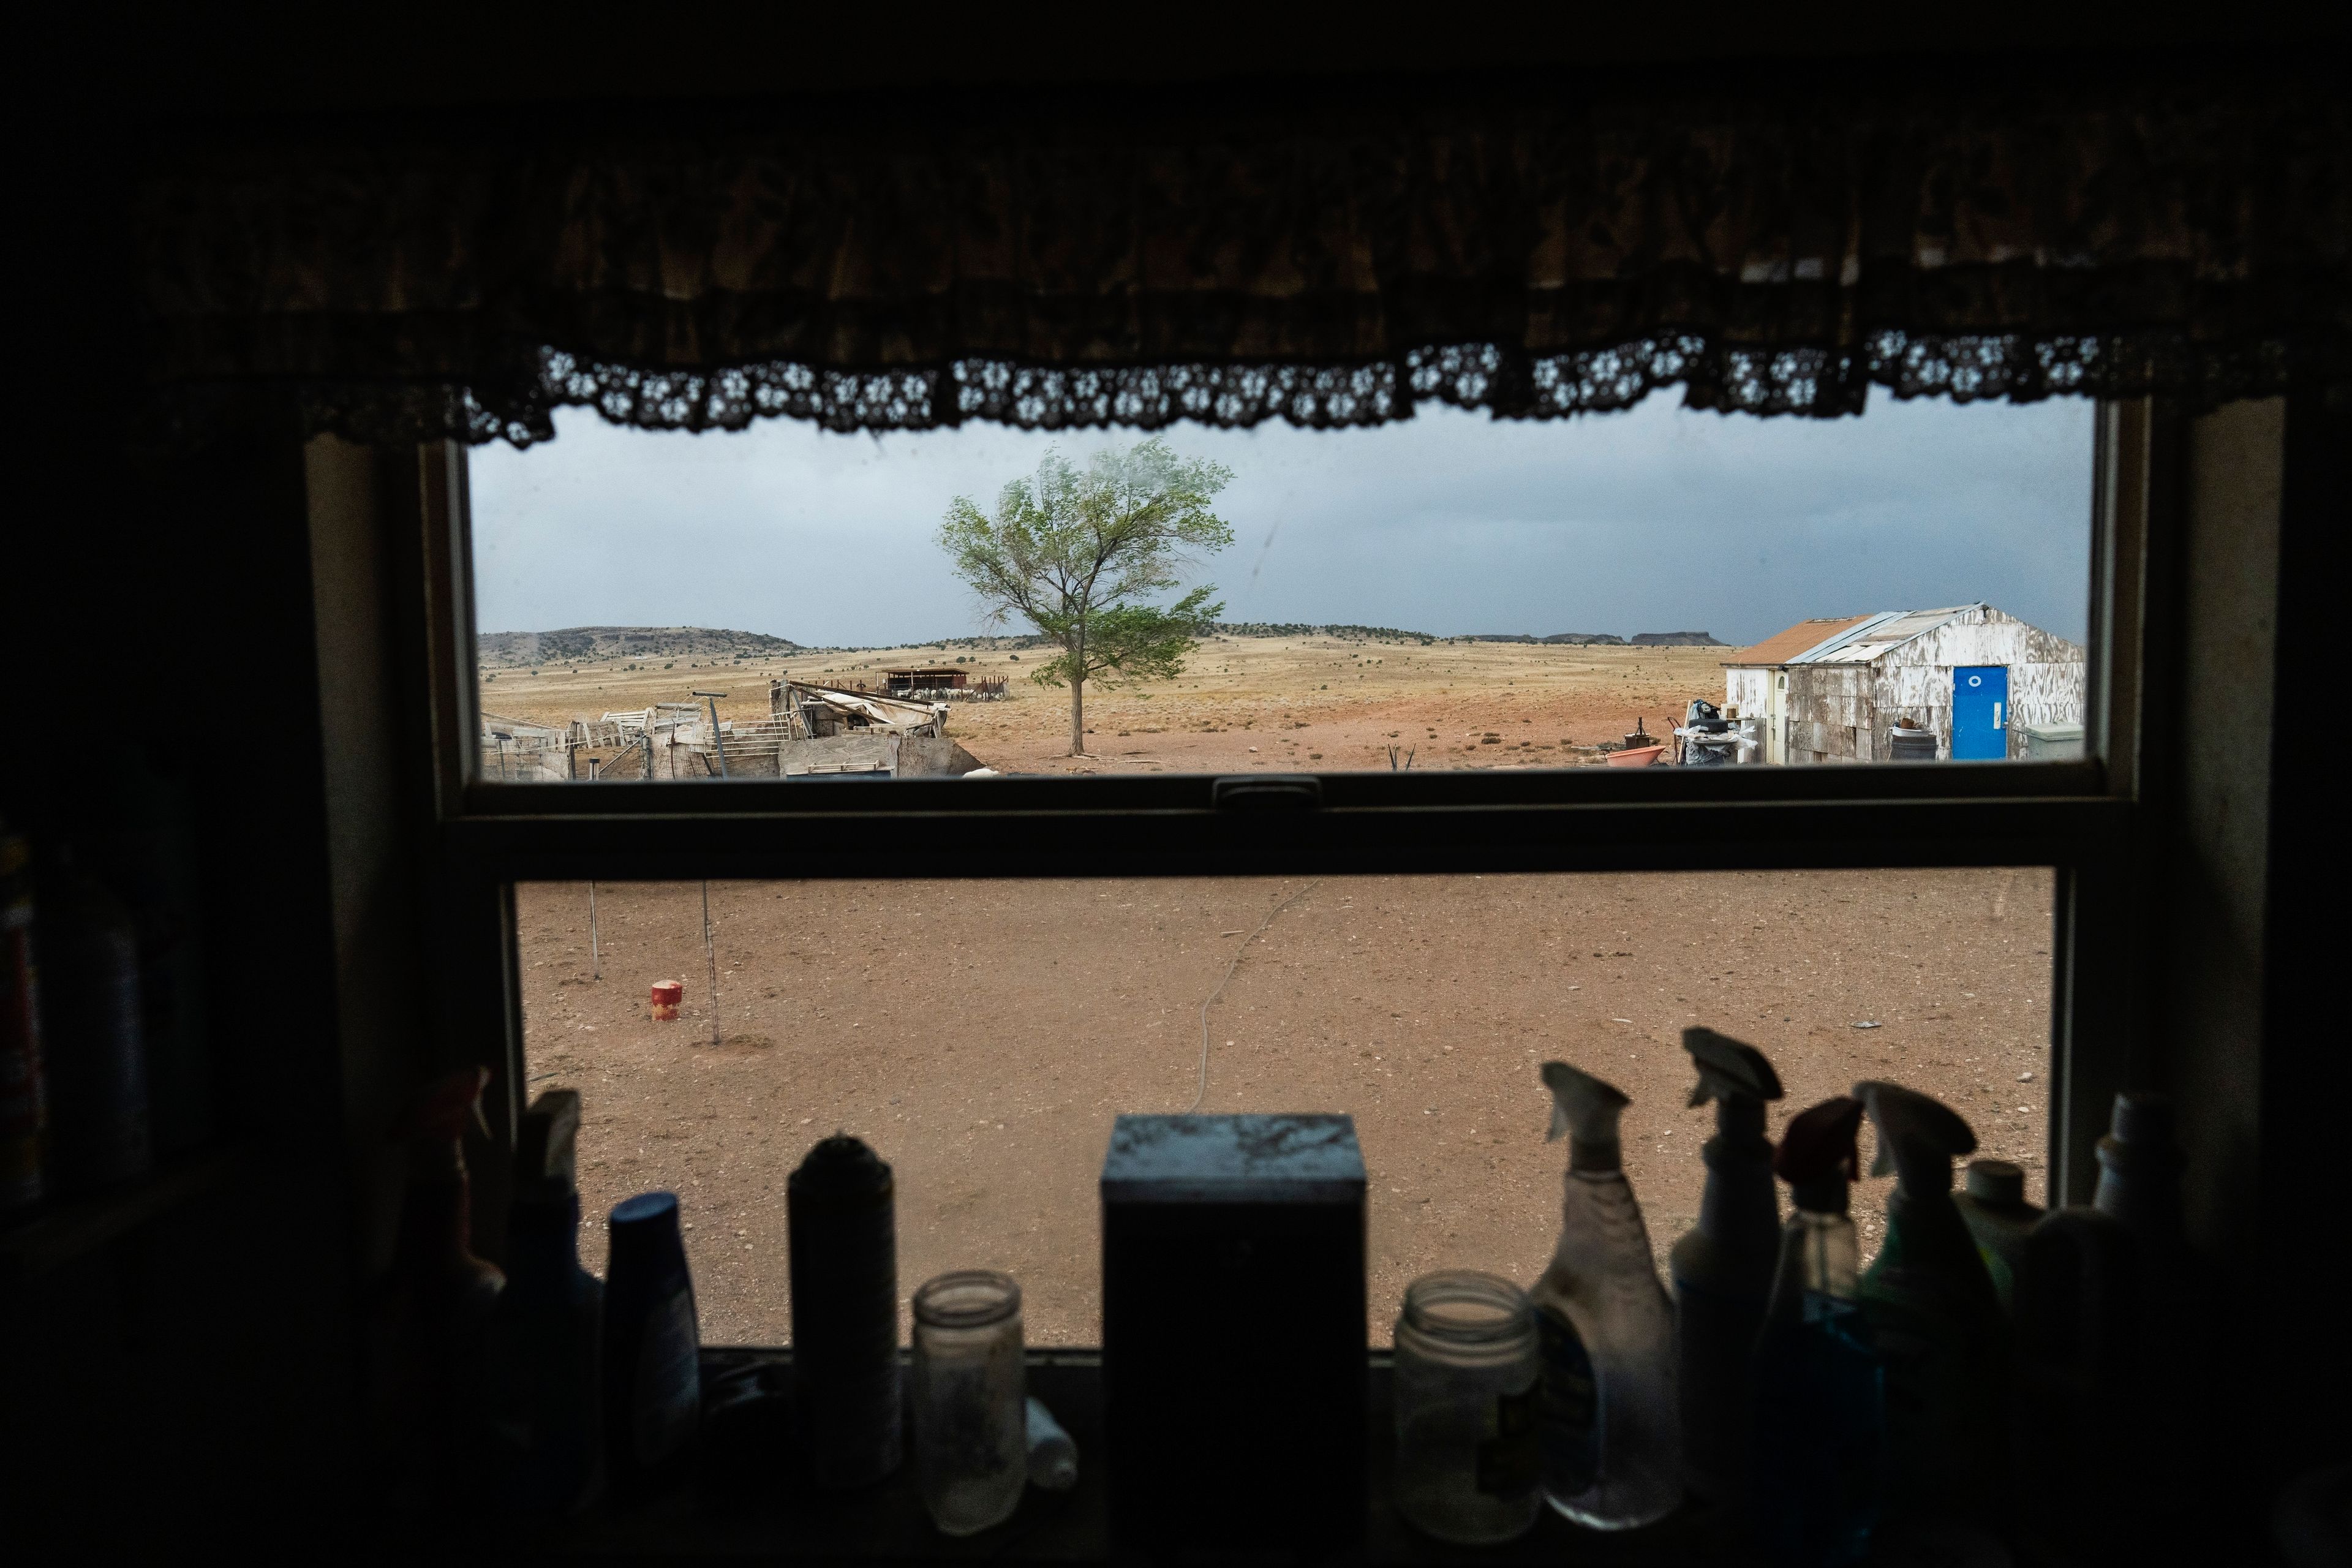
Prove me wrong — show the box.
[650,980,683,1021]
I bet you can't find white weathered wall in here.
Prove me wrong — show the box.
[1786,665,1872,763]
[1724,666,1770,719]
[1887,607,2086,759]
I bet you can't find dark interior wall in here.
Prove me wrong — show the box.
[2,92,377,1539]
[0,418,369,1545]
[304,439,434,1283]
[2162,400,2284,1261]
[2258,390,2350,1472]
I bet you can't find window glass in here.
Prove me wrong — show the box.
[515,868,2056,1345]
[467,394,2092,781]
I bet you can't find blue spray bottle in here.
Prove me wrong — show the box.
[1668,1028,1784,1506]
[1749,1096,1885,1566]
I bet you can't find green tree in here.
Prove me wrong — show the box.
[940,439,1235,756]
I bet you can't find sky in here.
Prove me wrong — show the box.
[467,389,2095,651]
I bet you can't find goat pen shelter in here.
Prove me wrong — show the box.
[1725,604,2084,764]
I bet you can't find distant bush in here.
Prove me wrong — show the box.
[1210,621,1436,643]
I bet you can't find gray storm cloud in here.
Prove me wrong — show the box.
[467,390,2093,650]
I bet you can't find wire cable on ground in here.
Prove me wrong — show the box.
[1185,880,1320,1114]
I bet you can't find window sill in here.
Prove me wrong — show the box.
[511,1349,1786,1566]
[0,1143,247,1281]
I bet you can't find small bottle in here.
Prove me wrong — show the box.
[1751,1096,1885,1567]
[0,821,48,1210]
[1528,1061,1681,1531]
[494,1089,603,1515]
[2092,1093,2185,1250]
[911,1270,1027,1536]
[1952,1159,2042,1316]
[603,1191,701,1496]
[1668,1028,1784,1505]
[1024,1397,1078,1491]
[1392,1269,1543,1544]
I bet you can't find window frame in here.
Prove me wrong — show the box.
[393,399,2166,1227]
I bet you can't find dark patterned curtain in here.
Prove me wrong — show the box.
[137,69,2349,445]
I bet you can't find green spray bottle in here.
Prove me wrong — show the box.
[1667,1028,1784,1505]
[1851,1082,2010,1516]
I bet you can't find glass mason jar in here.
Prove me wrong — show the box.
[1393,1270,1544,1544]
[910,1270,1027,1536]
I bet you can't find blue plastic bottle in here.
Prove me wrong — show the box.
[1750,1096,1885,1566]
[603,1191,701,1496]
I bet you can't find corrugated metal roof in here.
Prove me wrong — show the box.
[1722,615,1877,667]
[1792,605,1982,664]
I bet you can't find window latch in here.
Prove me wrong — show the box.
[1212,775,1323,813]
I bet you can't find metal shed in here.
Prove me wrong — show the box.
[1723,603,2084,763]
[885,666,970,695]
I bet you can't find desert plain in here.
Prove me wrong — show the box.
[477,629,1727,772]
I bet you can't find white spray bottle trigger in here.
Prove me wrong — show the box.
[516,1087,584,1196]
[1682,1028,1784,1110]
[1542,1061,1631,1169]
[1854,1080,1977,1194]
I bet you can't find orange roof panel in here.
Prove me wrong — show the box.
[1724,615,1877,666]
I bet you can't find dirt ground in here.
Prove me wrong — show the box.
[515,869,2054,1347]
[476,633,1728,774]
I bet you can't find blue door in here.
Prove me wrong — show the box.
[1951,666,2010,760]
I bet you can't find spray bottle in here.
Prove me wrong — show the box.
[1851,1081,2008,1515]
[385,1066,505,1338]
[372,1066,506,1505]
[1667,1027,1783,1504]
[493,1088,603,1514]
[1750,1096,1884,1566]
[1529,1061,1680,1531]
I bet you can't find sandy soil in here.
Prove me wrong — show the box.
[515,869,2054,1347]
[476,634,1728,774]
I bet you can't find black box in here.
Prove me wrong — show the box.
[1101,1114,1366,1561]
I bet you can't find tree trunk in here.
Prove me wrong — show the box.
[1069,671,1086,756]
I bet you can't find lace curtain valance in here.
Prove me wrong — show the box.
[138,72,2349,445]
